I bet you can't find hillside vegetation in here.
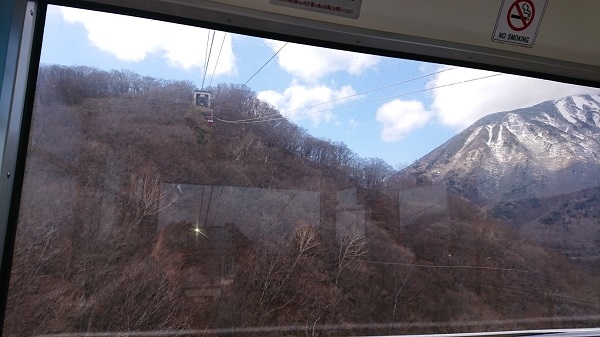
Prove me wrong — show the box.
[4,65,600,336]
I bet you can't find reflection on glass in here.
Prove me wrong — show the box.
[4,5,600,337]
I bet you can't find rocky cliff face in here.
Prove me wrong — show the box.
[413,94,600,205]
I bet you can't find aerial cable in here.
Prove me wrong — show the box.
[201,30,216,89]
[322,73,502,115]
[194,186,206,236]
[248,73,503,123]
[357,259,529,273]
[218,73,503,124]
[208,31,217,74]
[271,193,297,226]
[201,29,211,90]
[202,185,214,226]
[211,186,225,226]
[215,115,280,124]
[197,186,205,226]
[232,67,457,123]
[484,285,600,307]
[209,33,227,88]
[201,30,217,90]
[285,67,456,114]
[244,42,288,86]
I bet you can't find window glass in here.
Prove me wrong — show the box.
[4,5,600,336]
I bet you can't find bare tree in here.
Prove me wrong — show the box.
[335,228,367,285]
[229,132,265,164]
[246,220,320,326]
[293,220,318,258]
[124,174,178,225]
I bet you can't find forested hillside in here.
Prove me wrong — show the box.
[4,65,600,336]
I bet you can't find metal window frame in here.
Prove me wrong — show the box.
[0,0,599,335]
[0,0,43,327]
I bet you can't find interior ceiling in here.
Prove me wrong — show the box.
[78,0,600,86]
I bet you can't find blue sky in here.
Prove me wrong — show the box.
[40,5,599,167]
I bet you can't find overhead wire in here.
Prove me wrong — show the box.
[356,259,529,273]
[244,42,288,85]
[209,33,227,88]
[202,185,214,226]
[201,29,211,89]
[201,30,217,90]
[195,186,206,230]
[211,186,225,226]
[230,67,457,123]
[217,73,503,124]
[484,285,600,308]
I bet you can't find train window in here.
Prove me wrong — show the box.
[4,4,600,336]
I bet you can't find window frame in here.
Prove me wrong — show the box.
[1,0,600,335]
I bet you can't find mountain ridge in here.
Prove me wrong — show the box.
[400,93,600,259]
[408,93,600,204]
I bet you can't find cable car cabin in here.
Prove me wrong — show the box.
[193,89,211,108]
[193,89,214,124]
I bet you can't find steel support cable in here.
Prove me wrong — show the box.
[244,42,288,85]
[357,259,529,273]
[196,185,205,227]
[201,29,211,89]
[201,30,216,90]
[484,285,600,308]
[202,185,214,226]
[218,74,503,124]
[234,67,457,123]
[209,33,227,88]
[211,186,225,226]
[271,193,297,226]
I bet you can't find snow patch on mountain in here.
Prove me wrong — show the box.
[556,99,577,124]
[409,94,600,204]
[554,94,600,127]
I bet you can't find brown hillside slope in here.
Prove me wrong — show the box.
[5,66,600,336]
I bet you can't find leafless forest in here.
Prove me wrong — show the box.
[4,65,600,336]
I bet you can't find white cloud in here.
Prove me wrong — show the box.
[376,100,431,142]
[257,40,379,125]
[429,66,600,129]
[265,40,379,83]
[373,66,600,142]
[257,81,358,124]
[349,118,360,129]
[59,7,236,75]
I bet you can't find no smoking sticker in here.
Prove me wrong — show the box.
[507,0,534,31]
[492,0,547,47]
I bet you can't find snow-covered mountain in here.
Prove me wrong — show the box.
[411,94,600,205]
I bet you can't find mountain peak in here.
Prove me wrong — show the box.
[410,94,600,204]
[554,94,600,126]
